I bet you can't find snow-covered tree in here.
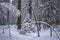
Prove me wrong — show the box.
[0,3,20,24]
[42,1,58,37]
[43,1,58,26]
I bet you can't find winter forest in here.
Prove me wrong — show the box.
[0,0,60,40]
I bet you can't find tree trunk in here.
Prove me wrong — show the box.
[29,0,32,16]
[17,15,21,30]
[17,0,21,30]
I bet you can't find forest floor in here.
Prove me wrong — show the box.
[0,25,60,40]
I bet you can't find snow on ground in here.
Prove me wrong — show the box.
[0,25,60,40]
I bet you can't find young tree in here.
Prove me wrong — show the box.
[32,0,40,37]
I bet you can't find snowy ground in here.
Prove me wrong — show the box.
[0,25,60,40]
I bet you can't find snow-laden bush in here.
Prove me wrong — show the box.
[19,14,37,34]
[0,3,20,24]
